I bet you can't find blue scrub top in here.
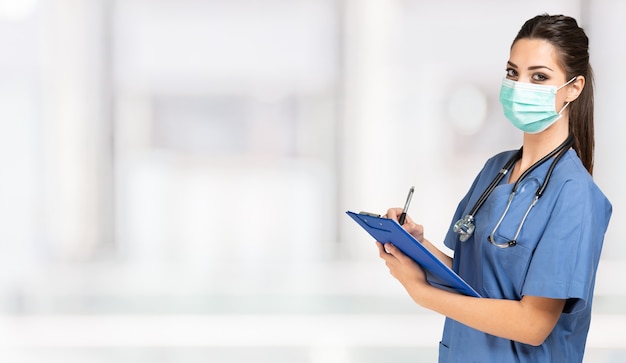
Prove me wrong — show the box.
[440,149,612,363]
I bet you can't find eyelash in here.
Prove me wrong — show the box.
[505,68,549,82]
[505,68,517,78]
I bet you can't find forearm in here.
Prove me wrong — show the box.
[378,241,563,345]
[404,282,564,346]
[420,238,453,268]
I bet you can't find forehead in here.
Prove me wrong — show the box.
[509,38,564,72]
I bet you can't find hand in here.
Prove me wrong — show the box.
[385,208,425,242]
[376,241,429,294]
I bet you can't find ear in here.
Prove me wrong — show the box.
[565,76,585,102]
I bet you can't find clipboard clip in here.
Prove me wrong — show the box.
[359,211,381,218]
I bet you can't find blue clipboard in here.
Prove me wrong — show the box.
[346,210,481,298]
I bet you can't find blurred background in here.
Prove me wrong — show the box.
[0,0,624,362]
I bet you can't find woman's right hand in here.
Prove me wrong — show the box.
[385,207,425,243]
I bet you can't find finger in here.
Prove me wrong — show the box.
[384,243,409,261]
[402,219,419,233]
[387,244,419,268]
[386,208,403,220]
[383,242,397,256]
[377,242,398,262]
[376,242,389,258]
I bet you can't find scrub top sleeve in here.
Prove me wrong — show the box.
[522,179,609,314]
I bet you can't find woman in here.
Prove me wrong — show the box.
[377,14,612,362]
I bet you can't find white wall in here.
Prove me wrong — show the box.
[0,0,624,362]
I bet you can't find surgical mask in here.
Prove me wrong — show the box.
[499,77,576,134]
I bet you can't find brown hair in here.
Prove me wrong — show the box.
[513,14,595,174]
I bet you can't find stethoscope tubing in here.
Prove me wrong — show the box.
[467,149,521,217]
[488,140,572,247]
[456,134,575,245]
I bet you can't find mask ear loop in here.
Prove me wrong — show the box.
[558,101,571,114]
[557,76,579,91]
[555,76,578,115]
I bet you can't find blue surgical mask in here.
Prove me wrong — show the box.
[499,77,576,133]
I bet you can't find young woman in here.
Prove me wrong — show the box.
[377,14,612,362]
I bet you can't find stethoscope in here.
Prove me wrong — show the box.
[453,134,574,248]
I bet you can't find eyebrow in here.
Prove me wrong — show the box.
[507,61,553,72]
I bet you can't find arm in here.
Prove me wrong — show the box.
[385,208,452,268]
[377,242,565,346]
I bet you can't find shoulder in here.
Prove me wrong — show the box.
[551,150,612,220]
[481,149,519,173]
[556,151,609,196]
[465,149,520,189]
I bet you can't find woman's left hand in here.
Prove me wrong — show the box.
[376,241,429,293]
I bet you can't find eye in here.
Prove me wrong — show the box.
[505,68,518,78]
[532,73,549,82]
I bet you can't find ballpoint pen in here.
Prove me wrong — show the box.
[398,186,414,225]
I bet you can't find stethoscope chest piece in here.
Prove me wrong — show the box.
[453,215,475,242]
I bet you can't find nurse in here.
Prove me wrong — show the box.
[377,14,612,363]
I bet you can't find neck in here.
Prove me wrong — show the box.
[509,119,570,183]
[521,119,569,167]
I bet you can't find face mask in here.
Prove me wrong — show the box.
[499,77,576,134]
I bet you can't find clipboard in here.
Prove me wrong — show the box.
[346,210,481,298]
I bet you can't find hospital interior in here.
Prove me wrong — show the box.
[0,0,625,362]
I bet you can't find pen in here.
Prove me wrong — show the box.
[398,186,414,225]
